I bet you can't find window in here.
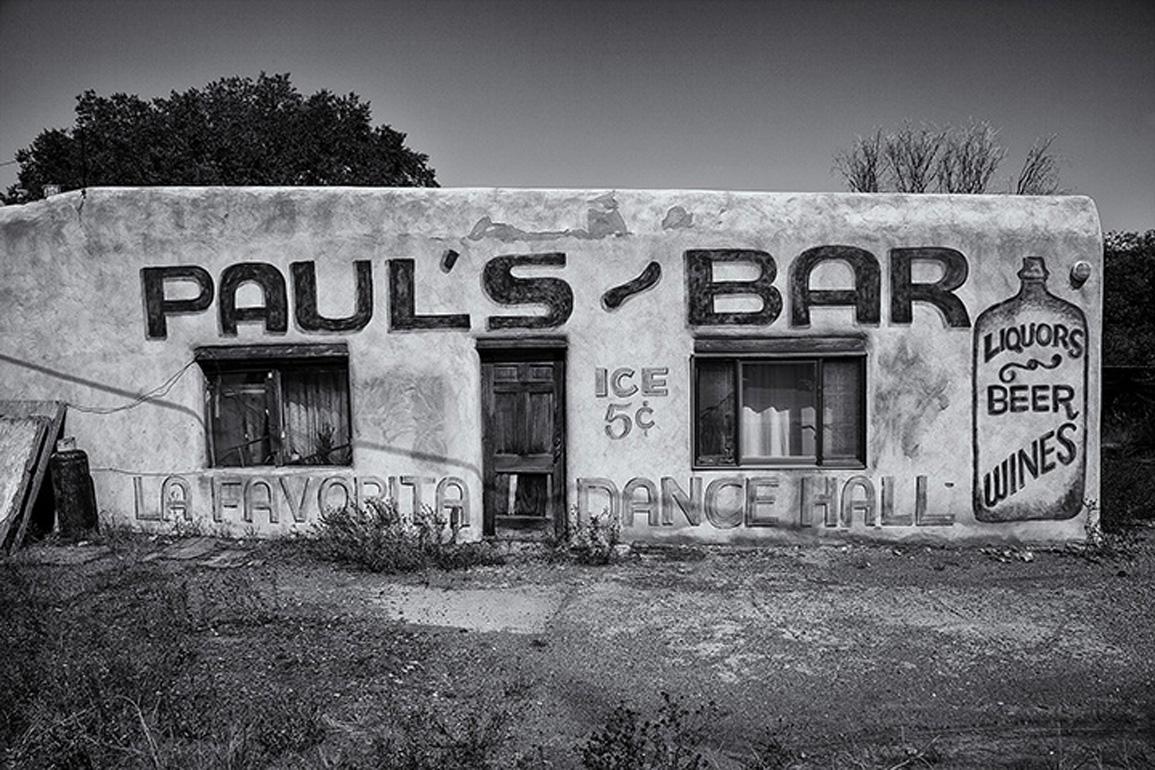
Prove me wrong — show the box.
[196,344,352,468]
[693,338,865,468]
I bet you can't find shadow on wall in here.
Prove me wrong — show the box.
[0,352,203,425]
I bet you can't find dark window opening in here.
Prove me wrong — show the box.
[197,345,352,468]
[693,351,865,468]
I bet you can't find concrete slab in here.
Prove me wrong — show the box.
[153,536,220,561]
[18,544,111,565]
[372,584,566,634]
[200,549,258,568]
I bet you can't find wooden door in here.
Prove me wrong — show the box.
[481,352,565,539]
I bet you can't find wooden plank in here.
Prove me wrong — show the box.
[495,515,550,529]
[476,336,567,353]
[693,335,866,356]
[195,342,348,363]
[551,359,566,539]
[0,417,50,547]
[0,402,67,551]
[480,362,496,536]
[10,403,66,552]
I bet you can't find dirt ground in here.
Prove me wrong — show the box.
[15,531,1155,768]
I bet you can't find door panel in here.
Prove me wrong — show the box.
[481,355,565,538]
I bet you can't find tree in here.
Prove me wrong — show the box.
[833,119,1063,194]
[937,120,1005,194]
[1104,230,1155,368]
[833,130,884,193]
[3,73,437,203]
[1014,134,1062,195]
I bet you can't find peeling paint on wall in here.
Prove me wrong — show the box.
[661,206,693,230]
[468,193,629,242]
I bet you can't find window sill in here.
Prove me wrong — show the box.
[691,463,867,473]
[203,465,354,473]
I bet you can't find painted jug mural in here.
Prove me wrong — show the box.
[973,257,1088,521]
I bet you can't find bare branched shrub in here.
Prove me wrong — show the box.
[560,505,622,565]
[1014,133,1063,194]
[937,119,1007,193]
[833,121,1063,195]
[884,122,946,193]
[833,129,884,192]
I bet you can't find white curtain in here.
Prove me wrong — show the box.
[740,363,816,459]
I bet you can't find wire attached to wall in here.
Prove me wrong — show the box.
[67,359,198,415]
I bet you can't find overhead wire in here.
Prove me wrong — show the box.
[66,358,198,415]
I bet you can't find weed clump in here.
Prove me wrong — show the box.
[311,497,504,573]
[349,706,513,769]
[0,562,325,768]
[559,505,622,565]
[581,692,718,769]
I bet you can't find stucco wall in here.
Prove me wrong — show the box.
[0,187,1102,543]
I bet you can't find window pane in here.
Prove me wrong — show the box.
[494,473,549,516]
[823,359,862,459]
[281,367,352,465]
[696,361,735,464]
[210,371,273,467]
[740,362,816,460]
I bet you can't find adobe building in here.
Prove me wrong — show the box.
[0,188,1102,543]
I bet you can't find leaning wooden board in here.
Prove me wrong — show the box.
[0,401,66,551]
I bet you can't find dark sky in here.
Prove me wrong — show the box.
[1,0,1151,231]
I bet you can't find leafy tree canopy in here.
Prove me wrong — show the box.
[1104,230,1155,368]
[3,73,437,202]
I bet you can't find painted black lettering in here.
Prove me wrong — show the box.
[1053,384,1078,420]
[142,266,214,339]
[984,460,1009,507]
[1069,328,1086,359]
[1030,384,1050,412]
[602,261,662,310]
[685,249,782,326]
[1009,385,1029,412]
[483,253,573,330]
[1039,429,1058,473]
[889,247,971,327]
[291,260,373,333]
[983,332,1001,362]
[987,385,1007,414]
[219,263,288,335]
[1056,421,1079,465]
[388,259,470,330]
[790,245,881,326]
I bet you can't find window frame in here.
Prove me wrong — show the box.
[691,337,867,470]
[196,344,353,469]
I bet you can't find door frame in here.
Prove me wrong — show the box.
[477,337,567,539]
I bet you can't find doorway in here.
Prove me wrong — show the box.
[479,341,566,539]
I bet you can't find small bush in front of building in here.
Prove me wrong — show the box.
[580,691,719,770]
[311,498,504,573]
[349,704,514,769]
[562,505,622,565]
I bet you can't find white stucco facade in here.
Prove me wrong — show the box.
[0,187,1102,543]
